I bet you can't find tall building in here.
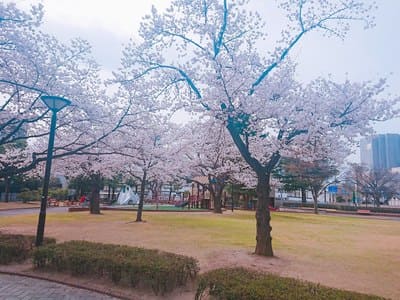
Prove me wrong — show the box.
[360,137,373,169]
[360,134,400,170]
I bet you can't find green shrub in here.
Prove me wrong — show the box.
[283,201,400,214]
[0,233,56,264]
[18,189,41,203]
[195,268,385,300]
[33,240,199,295]
[48,188,68,200]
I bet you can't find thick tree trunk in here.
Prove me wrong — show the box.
[90,186,101,214]
[136,171,146,222]
[213,187,223,214]
[208,176,224,214]
[209,182,224,214]
[301,187,307,204]
[226,120,278,257]
[254,173,273,256]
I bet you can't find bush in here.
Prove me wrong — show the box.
[336,196,346,203]
[48,188,68,200]
[0,233,56,264]
[195,268,385,300]
[282,201,400,214]
[33,240,199,295]
[18,189,41,203]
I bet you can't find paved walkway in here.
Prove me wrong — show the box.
[0,274,118,299]
[0,207,68,216]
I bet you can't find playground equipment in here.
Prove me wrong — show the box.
[174,201,189,208]
[116,185,139,205]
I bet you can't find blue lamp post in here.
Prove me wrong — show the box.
[35,95,71,247]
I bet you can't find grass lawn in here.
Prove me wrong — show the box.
[1,210,399,299]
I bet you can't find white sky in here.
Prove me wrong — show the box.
[14,0,400,138]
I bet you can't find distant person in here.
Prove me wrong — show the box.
[79,195,86,205]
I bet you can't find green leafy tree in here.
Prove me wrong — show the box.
[276,158,338,213]
[349,164,400,207]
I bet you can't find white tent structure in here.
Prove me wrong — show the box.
[116,185,139,205]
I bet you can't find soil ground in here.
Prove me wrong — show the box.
[1,210,399,299]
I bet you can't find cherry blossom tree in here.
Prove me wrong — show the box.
[0,3,133,182]
[107,112,187,222]
[183,119,243,213]
[118,0,396,257]
[53,149,119,214]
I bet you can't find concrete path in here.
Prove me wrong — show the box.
[0,207,68,216]
[0,274,118,299]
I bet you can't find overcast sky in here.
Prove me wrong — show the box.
[15,0,400,137]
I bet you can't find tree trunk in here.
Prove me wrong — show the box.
[301,187,307,204]
[111,186,115,201]
[208,176,224,214]
[4,176,10,203]
[89,174,101,214]
[209,182,224,214]
[312,190,319,214]
[154,183,159,210]
[213,185,223,214]
[168,185,172,202]
[254,173,273,256]
[226,119,278,257]
[136,171,146,222]
[197,183,200,208]
[90,186,101,214]
[107,185,111,202]
[374,196,380,207]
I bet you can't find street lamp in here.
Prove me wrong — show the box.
[35,95,71,247]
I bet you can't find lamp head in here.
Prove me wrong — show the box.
[41,95,71,112]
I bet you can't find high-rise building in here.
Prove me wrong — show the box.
[360,134,400,170]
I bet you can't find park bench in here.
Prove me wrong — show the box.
[61,200,77,207]
[47,198,59,207]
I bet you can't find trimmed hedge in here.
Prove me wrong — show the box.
[33,240,199,295]
[282,201,400,214]
[0,233,56,264]
[195,268,385,300]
